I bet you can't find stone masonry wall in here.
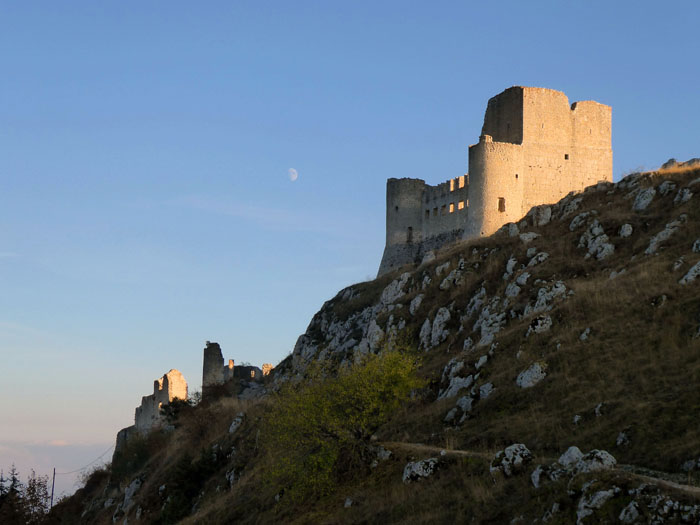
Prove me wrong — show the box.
[134,369,187,433]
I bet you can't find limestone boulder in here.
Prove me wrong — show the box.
[490,444,533,476]
[558,446,584,468]
[402,458,439,483]
[619,223,633,237]
[633,187,656,211]
[680,261,700,285]
[430,307,451,348]
[229,412,245,435]
[577,489,617,524]
[646,219,682,255]
[438,374,474,400]
[526,315,552,337]
[516,362,547,388]
[409,294,424,315]
[573,449,617,474]
[674,188,693,205]
[380,272,411,306]
[578,219,615,260]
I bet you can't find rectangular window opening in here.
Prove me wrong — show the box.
[458,200,465,210]
[407,227,413,243]
[564,153,569,160]
[425,210,430,219]
[450,179,455,192]
[498,197,506,213]
[433,207,438,217]
[458,175,465,189]
[449,203,455,213]
[441,205,447,215]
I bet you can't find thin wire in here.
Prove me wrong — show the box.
[55,444,115,475]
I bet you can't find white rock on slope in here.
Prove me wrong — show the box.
[380,272,411,305]
[516,362,547,388]
[490,444,533,476]
[633,187,656,211]
[526,315,552,337]
[430,307,451,347]
[573,449,617,474]
[578,219,615,260]
[680,261,700,285]
[619,223,633,237]
[438,374,474,400]
[402,458,439,483]
[674,188,693,204]
[577,489,616,524]
[645,219,682,255]
[558,446,584,468]
[409,294,424,315]
[229,413,245,434]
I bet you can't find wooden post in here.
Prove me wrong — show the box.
[50,467,56,508]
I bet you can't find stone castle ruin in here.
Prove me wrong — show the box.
[114,344,273,456]
[134,369,188,432]
[378,86,612,276]
[115,369,188,453]
[202,341,273,399]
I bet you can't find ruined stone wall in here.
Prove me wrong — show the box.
[202,342,225,390]
[134,369,187,433]
[481,87,524,144]
[385,178,426,247]
[379,176,469,275]
[422,175,469,238]
[201,341,266,399]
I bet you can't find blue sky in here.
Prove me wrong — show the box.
[1,1,699,495]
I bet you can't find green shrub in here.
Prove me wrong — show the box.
[263,348,424,502]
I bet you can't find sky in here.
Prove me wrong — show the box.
[1,0,699,496]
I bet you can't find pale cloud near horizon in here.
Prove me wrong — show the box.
[288,168,298,182]
[170,195,347,235]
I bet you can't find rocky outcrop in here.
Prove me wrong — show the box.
[402,458,440,483]
[490,444,533,476]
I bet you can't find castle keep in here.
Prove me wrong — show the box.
[378,86,612,276]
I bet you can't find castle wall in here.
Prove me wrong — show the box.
[134,369,187,433]
[385,178,426,247]
[519,88,612,210]
[422,176,469,238]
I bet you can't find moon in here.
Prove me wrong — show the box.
[288,168,298,182]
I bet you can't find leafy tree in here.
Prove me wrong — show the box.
[0,464,49,524]
[263,348,424,502]
[23,470,49,524]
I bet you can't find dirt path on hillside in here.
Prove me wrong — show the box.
[382,441,700,498]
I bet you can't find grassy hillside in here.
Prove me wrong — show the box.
[50,165,700,524]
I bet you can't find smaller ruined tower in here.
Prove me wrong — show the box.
[202,341,225,395]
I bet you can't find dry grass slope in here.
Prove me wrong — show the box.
[51,165,700,524]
